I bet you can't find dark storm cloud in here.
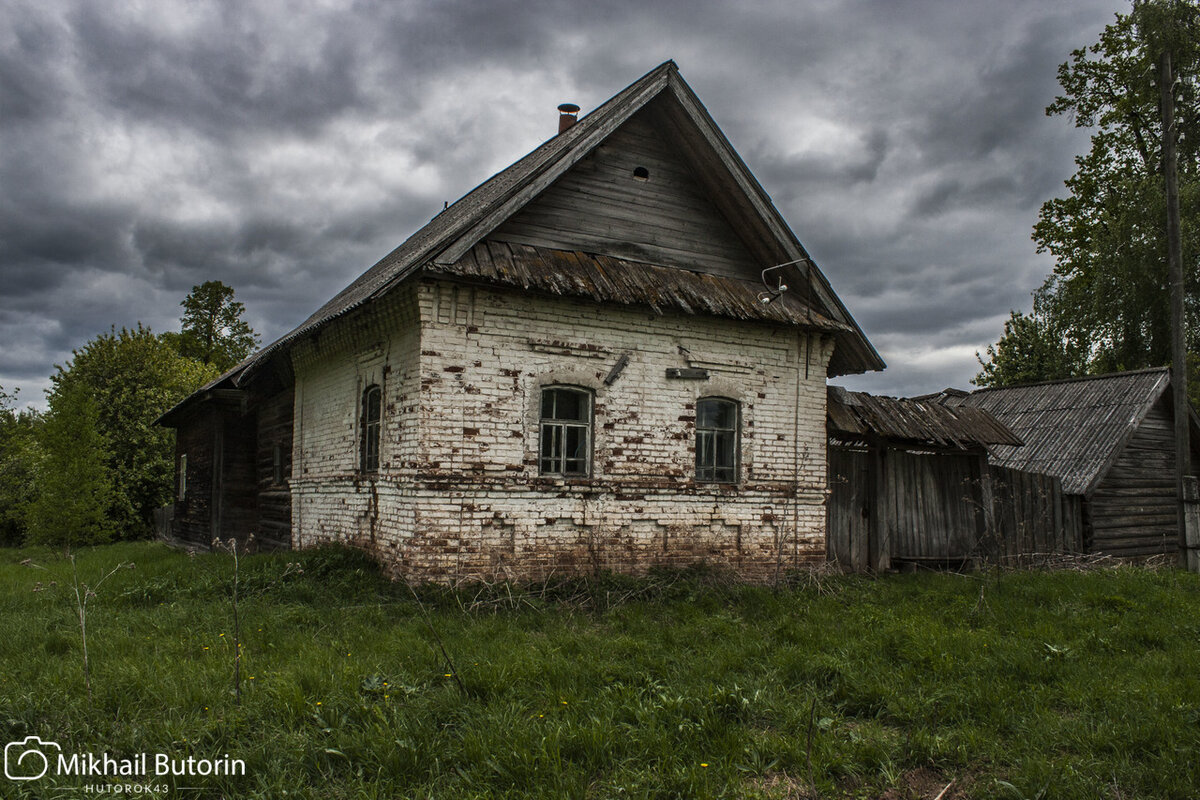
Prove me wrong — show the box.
[0,0,1129,407]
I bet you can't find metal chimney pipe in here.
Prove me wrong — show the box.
[557,103,580,134]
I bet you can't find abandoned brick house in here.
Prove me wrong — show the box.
[157,61,883,581]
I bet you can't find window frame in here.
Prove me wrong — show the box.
[177,454,187,500]
[539,386,593,478]
[694,396,739,484]
[360,383,382,474]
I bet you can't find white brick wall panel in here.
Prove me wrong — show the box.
[291,278,832,582]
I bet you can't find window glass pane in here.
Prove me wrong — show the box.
[714,430,734,470]
[697,398,735,430]
[565,425,587,460]
[361,384,382,472]
[546,388,587,422]
[367,389,381,422]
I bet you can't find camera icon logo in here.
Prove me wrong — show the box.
[4,737,61,781]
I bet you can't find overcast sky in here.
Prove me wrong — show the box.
[0,0,1131,408]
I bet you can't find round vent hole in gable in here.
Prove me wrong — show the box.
[632,166,650,181]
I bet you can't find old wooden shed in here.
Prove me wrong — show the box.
[947,368,1200,558]
[826,387,1083,572]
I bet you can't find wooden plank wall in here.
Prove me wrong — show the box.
[492,106,759,279]
[827,444,1084,572]
[884,449,981,561]
[986,465,1083,564]
[256,388,294,550]
[827,446,869,571]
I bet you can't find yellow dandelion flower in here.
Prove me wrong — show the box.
[700,763,708,768]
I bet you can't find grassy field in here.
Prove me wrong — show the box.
[2,543,1199,799]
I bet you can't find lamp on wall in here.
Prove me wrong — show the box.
[757,257,808,304]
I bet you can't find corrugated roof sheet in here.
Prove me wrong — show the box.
[949,368,1170,494]
[828,386,1022,449]
[435,242,850,331]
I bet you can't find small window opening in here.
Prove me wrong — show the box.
[632,166,650,181]
[695,397,738,483]
[178,454,187,500]
[272,443,284,485]
[540,386,592,477]
[360,384,382,473]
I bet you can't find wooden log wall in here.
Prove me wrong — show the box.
[1087,398,1186,557]
[172,408,218,549]
[217,412,258,546]
[827,444,1084,572]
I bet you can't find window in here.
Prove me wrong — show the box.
[360,384,381,473]
[695,397,738,482]
[540,387,592,477]
[177,454,187,500]
[272,443,284,485]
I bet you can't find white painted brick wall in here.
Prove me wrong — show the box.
[291,277,834,582]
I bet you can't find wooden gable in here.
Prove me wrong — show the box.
[491,104,759,280]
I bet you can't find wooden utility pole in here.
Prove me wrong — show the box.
[1159,47,1194,570]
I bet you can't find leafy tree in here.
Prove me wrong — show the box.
[24,383,115,547]
[51,325,219,537]
[974,287,1088,387]
[0,387,42,546]
[176,281,260,372]
[978,1,1199,388]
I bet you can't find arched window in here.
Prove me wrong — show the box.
[540,386,592,477]
[696,397,738,483]
[360,384,381,473]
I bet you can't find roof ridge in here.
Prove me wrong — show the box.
[969,366,1169,394]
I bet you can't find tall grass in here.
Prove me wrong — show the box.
[1,542,1198,798]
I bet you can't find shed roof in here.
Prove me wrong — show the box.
[947,368,1180,495]
[828,386,1021,450]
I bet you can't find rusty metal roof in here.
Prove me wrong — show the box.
[948,368,1173,494]
[828,386,1022,449]
[434,241,850,331]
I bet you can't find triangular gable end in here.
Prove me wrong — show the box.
[431,63,883,377]
[490,101,762,280]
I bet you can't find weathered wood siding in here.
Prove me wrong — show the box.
[987,465,1083,561]
[492,107,759,279]
[173,408,217,548]
[884,449,982,561]
[826,446,869,571]
[1088,397,1190,556]
[215,412,258,546]
[828,445,1084,571]
[256,388,293,550]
